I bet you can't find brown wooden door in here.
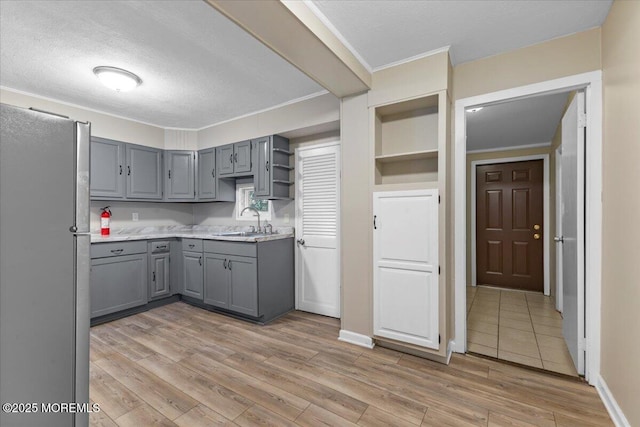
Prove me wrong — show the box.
[476,160,543,291]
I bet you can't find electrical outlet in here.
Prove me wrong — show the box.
[132,212,139,221]
[284,213,290,224]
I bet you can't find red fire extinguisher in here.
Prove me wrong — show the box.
[100,206,111,236]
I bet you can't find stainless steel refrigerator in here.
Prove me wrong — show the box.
[0,103,90,427]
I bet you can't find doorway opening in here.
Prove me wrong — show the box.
[454,72,603,383]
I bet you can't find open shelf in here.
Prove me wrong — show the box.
[373,93,440,186]
[375,149,438,163]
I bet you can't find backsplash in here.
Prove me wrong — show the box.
[89,201,194,232]
[193,199,295,227]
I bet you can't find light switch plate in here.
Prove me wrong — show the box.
[284,213,290,224]
[132,212,139,221]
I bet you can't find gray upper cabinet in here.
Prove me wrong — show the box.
[252,135,292,200]
[165,150,196,201]
[217,144,234,176]
[216,141,252,177]
[91,137,125,199]
[252,137,270,197]
[198,148,216,200]
[126,144,163,199]
[233,140,252,175]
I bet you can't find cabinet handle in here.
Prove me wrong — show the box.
[211,168,215,178]
[230,153,233,164]
[199,256,202,266]
[266,160,269,172]
[119,165,123,175]
[189,244,195,249]
[223,259,227,269]
[127,165,131,176]
[152,271,156,282]
[228,260,232,270]
[157,245,167,250]
[168,170,171,179]
[110,249,124,254]
[373,215,377,230]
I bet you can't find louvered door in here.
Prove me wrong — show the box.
[295,143,341,318]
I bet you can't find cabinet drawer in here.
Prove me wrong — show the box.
[204,240,256,257]
[149,241,171,253]
[91,241,147,258]
[182,238,203,252]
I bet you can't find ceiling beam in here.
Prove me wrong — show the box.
[204,0,372,97]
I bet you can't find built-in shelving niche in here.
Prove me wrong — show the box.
[374,94,439,186]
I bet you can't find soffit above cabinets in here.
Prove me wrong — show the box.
[0,0,324,129]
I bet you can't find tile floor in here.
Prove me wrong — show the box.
[466,285,578,376]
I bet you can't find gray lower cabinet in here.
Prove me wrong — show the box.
[204,254,257,316]
[165,150,196,201]
[126,144,163,199]
[90,242,148,318]
[182,239,203,299]
[149,240,171,300]
[202,238,292,322]
[228,255,258,316]
[91,137,125,199]
[203,253,229,309]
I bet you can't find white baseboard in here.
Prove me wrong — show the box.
[338,330,374,349]
[596,375,631,427]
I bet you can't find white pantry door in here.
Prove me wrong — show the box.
[560,91,586,375]
[373,189,439,349]
[295,143,340,318]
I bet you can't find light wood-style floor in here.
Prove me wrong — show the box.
[90,302,612,426]
[467,286,578,376]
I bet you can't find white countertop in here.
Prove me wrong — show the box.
[91,225,294,243]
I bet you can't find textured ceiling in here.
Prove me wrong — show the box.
[0,0,324,129]
[310,0,612,69]
[466,92,571,152]
[1,1,611,130]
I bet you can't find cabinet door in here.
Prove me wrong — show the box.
[373,190,439,349]
[203,254,229,309]
[91,137,125,199]
[234,140,252,174]
[198,148,216,200]
[182,251,203,299]
[165,151,195,200]
[228,255,258,317]
[149,253,170,300]
[126,144,163,199]
[90,254,147,318]
[217,144,234,176]
[252,137,271,197]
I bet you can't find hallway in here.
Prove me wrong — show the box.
[467,286,577,376]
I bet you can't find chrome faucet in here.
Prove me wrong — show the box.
[240,206,261,233]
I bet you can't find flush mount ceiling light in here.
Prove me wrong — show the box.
[466,107,484,113]
[93,66,142,92]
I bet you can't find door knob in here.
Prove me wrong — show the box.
[554,236,564,243]
[533,233,541,240]
[533,224,541,230]
[297,239,305,246]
